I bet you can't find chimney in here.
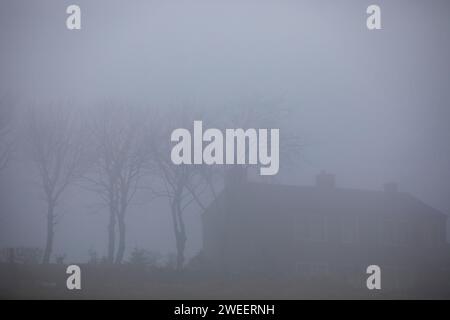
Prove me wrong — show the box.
[316,171,335,189]
[383,182,398,193]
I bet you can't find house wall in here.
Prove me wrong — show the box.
[203,202,448,276]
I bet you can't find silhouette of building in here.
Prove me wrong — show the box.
[201,172,450,289]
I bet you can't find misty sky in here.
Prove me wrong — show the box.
[1,0,450,262]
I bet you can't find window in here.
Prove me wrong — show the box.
[295,214,327,243]
[381,218,408,246]
[341,215,359,244]
[417,222,440,247]
[309,215,327,242]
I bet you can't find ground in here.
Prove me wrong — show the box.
[1,263,449,299]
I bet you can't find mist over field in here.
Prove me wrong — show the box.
[1,0,450,299]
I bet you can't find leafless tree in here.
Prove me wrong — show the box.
[86,105,149,264]
[148,107,213,270]
[149,99,302,270]
[220,95,302,181]
[28,104,88,264]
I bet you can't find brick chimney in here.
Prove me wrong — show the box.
[316,171,335,189]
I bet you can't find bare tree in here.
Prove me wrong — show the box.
[220,95,302,182]
[86,105,148,264]
[28,104,88,264]
[149,99,302,270]
[148,107,214,270]
[150,160,197,270]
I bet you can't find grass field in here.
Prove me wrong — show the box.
[1,263,449,299]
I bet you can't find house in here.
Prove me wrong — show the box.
[201,172,450,289]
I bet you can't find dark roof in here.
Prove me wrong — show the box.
[204,182,447,219]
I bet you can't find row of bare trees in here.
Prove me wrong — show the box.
[22,103,218,267]
[85,106,150,264]
[1,97,300,268]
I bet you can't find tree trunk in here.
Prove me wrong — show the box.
[42,203,55,264]
[171,196,186,270]
[115,212,126,264]
[107,209,116,264]
[175,229,186,270]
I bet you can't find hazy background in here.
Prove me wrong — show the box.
[1,0,449,263]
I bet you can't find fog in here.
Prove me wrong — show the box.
[0,0,449,297]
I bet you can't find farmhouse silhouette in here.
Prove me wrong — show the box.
[202,171,450,290]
